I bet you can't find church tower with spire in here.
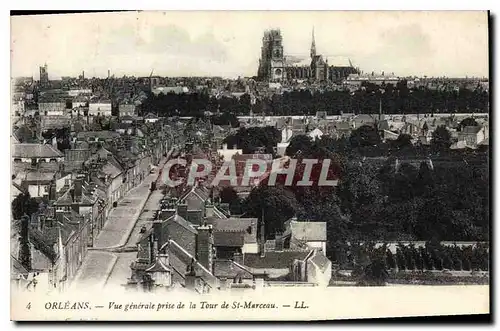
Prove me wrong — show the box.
[310,27,316,59]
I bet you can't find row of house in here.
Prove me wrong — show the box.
[11,116,174,293]
[126,156,332,293]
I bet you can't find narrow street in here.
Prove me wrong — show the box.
[71,152,172,290]
[103,186,168,289]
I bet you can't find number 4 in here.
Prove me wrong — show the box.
[26,302,31,310]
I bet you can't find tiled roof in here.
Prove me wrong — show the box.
[462,126,483,134]
[152,86,189,96]
[243,250,312,269]
[309,252,331,273]
[144,112,159,119]
[290,221,327,241]
[207,217,257,243]
[12,143,63,158]
[76,131,120,140]
[55,186,97,205]
[11,255,29,275]
[101,160,123,178]
[145,256,172,273]
[213,231,244,247]
[165,214,198,235]
[162,240,217,287]
[213,259,254,279]
[24,171,56,182]
[41,116,71,129]
[186,210,203,225]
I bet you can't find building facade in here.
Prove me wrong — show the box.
[39,64,49,87]
[257,29,286,82]
[258,28,360,83]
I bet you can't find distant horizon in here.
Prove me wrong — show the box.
[11,11,489,79]
[12,73,490,81]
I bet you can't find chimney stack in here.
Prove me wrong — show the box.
[185,258,197,291]
[275,232,284,251]
[152,219,164,258]
[177,203,188,220]
[48,183,57,201]
[233,250,244,266]
[196,223,214,273]
[74,179,83,202]
[205,200,214,218]
[260,208,266,258]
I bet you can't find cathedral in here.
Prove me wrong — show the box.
[257,28,360,83]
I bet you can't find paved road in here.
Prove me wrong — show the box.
[71,154,171,289]
[104,252,136,288]
[71,251,117,290]
[93,174,158,249]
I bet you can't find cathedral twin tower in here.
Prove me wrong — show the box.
[257,28,359,83]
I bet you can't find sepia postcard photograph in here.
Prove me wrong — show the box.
[9,10,490,321]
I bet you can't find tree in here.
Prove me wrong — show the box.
[223,126,280,154]
[458,117,478,131]
[431,125,452,150]
[12,192,39,220]
[219,187,238,204]
[212,113,240,128]
[361,257,389,286]
[442,252,453,270]
[350,125,381,147]
[415,251,424,271]
[396,248,406,270]
[386,249,397,270]
[245,185,303,238]
[392,133,413,149]
[285,134,313,157]
[19,215,31,272]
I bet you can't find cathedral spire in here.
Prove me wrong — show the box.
[310,26,316,59]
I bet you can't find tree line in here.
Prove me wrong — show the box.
[218,124,489,263]
[138,83,489,118]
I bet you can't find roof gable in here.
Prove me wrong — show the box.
[13,143,63,158]
[289,221,327,241]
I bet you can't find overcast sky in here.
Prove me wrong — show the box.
[11,11,489,79]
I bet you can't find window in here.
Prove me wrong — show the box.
[13,158,21,163]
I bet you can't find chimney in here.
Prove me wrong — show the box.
[48,183,57,201]
[177,203,188,220]
[196,223,214,273]
[222,143,227,150]
[185,258,197,290]
[275,232,284,251]
[233,251,244,266]
[205,201,214,218]
[55,210,65,225]
[69,188,75,203]
[152,219,164,256]
[260,209,266,258]
[74,179,83,202]
[160,208,176,220]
